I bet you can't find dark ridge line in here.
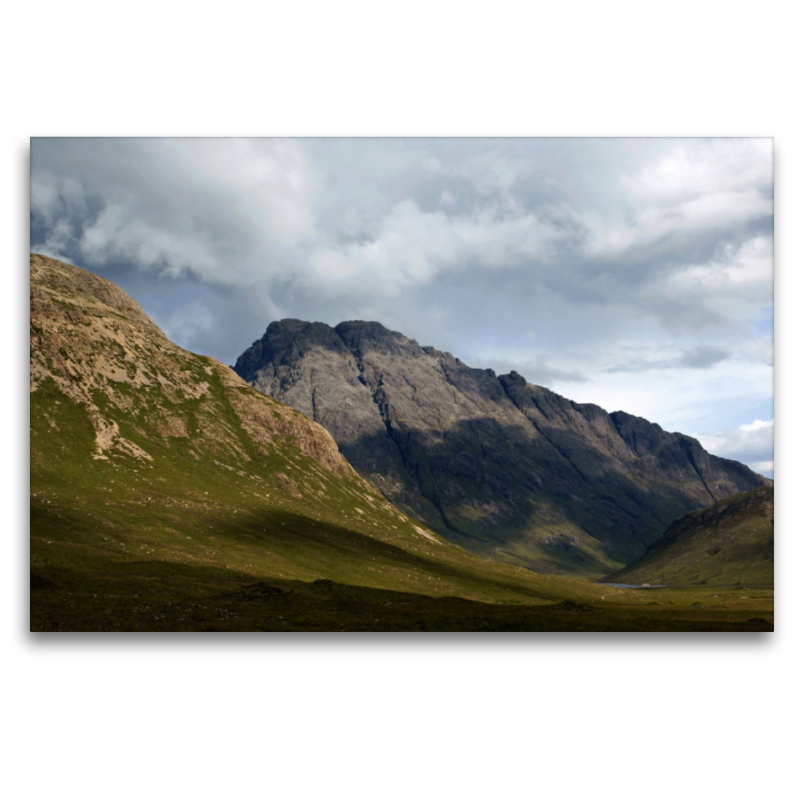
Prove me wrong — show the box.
[677,436,718,504]
[527,397,594,485]
[608,411,636,458]
[608,410,623,441]
[499,379,664,549]
[498,376,594,485]
[338,331,458,536]
[381,414,459,535]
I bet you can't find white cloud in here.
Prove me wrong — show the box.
[80,204,222,276]
[634,235,773,343]
[36,218,76,261]
[30,170,61,223]
[606,344,731,373]
[750,461,774,476]
[164,138,319,244]
[738,337,773,366]
[696,418,774,476]
[561,360,773,438]
[623,139,772,207]
[308,198,562,296]
[671,236,773,293]
[159,300,218,346]
[580,140,773,258]
[739,418,773,433]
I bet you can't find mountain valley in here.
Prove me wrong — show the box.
[607,485,774,588]
[29,254,774,631]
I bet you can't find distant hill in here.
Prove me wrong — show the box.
[605,486,774,587]
[234,319,771,576]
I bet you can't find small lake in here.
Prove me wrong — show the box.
[598,582,667,590]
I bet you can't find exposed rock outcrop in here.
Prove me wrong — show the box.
[30,254,361,481]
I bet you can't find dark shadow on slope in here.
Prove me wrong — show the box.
[340,415,769,572]
[605,486,774,588]
[29,499,558,611]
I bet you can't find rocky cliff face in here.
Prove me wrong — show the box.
[234,319,771,575]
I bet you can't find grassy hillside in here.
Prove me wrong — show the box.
[29,254,773,631]
[606,486,774,588]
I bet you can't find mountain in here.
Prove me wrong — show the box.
[605,486,774,588]
[29,255,774,631]
[27,253,600,629]
[234,319,771,576]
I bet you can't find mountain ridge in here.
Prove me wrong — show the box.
[235,318,770,575]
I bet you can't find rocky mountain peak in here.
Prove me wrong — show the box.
[334,320,426,358]
[234,317,771,576]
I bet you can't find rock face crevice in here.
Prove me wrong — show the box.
[234,319,771,575]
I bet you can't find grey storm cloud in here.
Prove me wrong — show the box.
[607,345,732,373]
[30,137,773,472]
[679,345,732,368]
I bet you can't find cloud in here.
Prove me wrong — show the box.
[468,355,588,385]
[308,198,563,296]
[620,234,774,343]
[32,139,566,299]
[579,140,772,259]
[517,361,588,385]
[739,418,772,433]
[697,418,774,477]
[607,345,731,373]
[678,345,731,368]
[31,138,773,315]
[669,236,773,295]
[30,138,772,450]
[749,461,774,476]
[623,140,772,206]
[31,138,319,284]
[738,337,773,366]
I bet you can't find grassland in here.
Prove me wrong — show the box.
[31,375,776,631]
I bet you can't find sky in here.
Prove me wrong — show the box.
[30,137,774,477]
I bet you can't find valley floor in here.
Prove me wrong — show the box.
[30,556,773,632]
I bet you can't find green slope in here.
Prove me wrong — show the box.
[29,255,564,606]
[29,254,773,631]
[606,486,774,588]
